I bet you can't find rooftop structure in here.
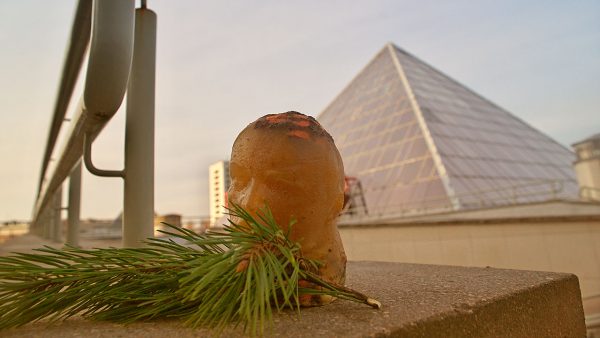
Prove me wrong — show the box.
[318,44,579,220]
[572,133,600,202]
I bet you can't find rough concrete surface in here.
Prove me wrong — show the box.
[0,254,585,338]
[0,234,122,255]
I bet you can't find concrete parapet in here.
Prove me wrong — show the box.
[2,261,585,337]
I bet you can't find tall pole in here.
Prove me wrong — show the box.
[42,207,51,239]
[52,186,63,242]
[123,6,156,247]
[67,162,82,247]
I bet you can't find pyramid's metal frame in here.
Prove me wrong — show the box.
[318,43,578,221]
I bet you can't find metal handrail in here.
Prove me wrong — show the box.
[36,0,92,199]
[33,0,135,223]
[32,0,156,247]
[340,178,574,223]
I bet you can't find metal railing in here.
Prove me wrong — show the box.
[340,179,574,223]
[31,0,157,247]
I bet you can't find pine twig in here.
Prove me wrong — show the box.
[0,204,381,335]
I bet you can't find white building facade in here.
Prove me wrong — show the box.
[208,161,230,227]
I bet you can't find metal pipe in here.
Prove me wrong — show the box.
[52,186,63,242]
[122,7,157,247]
[84,0,136,115]
[67,162,82,247]
[36,0,92,199]
[42,208,51,239]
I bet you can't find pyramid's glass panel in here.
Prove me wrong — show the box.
[319,48,452,217]
[392,46,579,208]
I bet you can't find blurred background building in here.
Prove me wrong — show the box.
[153,213,182,236]
[0,221,29,245]
[573,134,600,202]
[208,160,230,226]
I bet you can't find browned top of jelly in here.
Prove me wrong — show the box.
[253,111,334,142]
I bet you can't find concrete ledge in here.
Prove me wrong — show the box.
[2,262,585,337]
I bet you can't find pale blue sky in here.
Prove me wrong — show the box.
[0,0,598,221]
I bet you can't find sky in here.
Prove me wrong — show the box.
[0,0,598,221]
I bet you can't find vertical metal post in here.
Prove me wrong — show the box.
[46,208,53,239]
[52,186,63,242]
[67,162,82,247]
[40,209,46,238]
[42,208,51,239]
[122,7,156,247]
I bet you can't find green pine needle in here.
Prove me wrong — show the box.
[0,204,380,336]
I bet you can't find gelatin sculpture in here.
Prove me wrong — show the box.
[229,111,348,305]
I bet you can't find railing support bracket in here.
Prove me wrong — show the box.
[83,132,125,178]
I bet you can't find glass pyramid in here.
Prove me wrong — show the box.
[318,44,579,219]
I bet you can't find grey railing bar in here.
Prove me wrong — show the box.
[37,0,92,198]
[51,187,63,242]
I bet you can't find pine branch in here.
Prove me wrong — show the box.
[0,204,380,335]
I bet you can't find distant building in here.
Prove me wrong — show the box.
[208,161,230,226]
[154,213,182,227]
[0,222,29,242]
[154,213,182,236]
[572,133,600,202]
[199,218,211,233]
[108,212,184,238]
[318,43,579,221]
